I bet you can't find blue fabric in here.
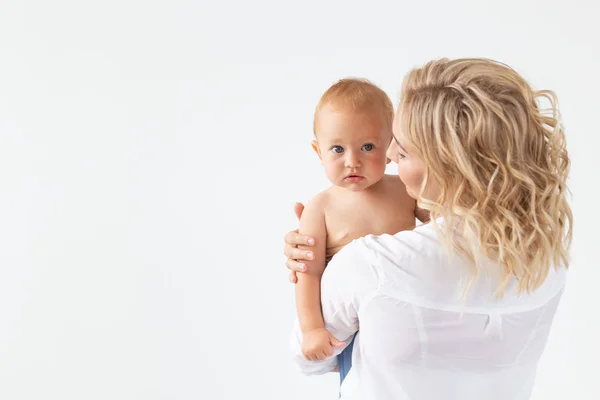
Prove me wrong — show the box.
[338,334,355,384]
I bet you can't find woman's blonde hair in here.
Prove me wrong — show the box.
[399,58,572,295]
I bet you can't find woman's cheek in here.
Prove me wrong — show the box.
[399,163,421,194]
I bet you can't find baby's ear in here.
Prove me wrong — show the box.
[311,140,322,160]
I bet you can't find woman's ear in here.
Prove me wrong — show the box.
[311,140,322,160]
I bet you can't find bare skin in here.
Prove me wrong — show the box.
[294,107,429,361]
[296,175,420,361]
[323,175,417,258]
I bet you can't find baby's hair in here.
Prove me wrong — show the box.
[313,78,394,135]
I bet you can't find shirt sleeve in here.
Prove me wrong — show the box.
[290,237,379,375]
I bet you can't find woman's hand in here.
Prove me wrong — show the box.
[284,202,316,283]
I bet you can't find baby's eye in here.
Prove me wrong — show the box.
[361,143,374,151]
[331,146,344,154]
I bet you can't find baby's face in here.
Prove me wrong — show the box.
[314,106,390,191]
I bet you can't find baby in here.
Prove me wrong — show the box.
[295,78,429,381]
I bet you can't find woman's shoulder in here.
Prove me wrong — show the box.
[358,221,567,312]
[361,221,443,263]
[323,225,427,282]
[332,223,443,287]
[321,235,384,295]
[329,223,436,269]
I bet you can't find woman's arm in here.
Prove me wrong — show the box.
[291,238,378,375]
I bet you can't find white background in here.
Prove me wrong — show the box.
[0,0,598,399]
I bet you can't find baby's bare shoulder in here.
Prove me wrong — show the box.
[380,175,415,208]
[381,174,409,194]
[304,187,334,212]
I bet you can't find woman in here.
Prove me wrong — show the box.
[284,58,572,400]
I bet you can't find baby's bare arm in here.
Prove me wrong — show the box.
[295,197,328,333]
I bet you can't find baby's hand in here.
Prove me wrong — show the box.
[301,328,345,361]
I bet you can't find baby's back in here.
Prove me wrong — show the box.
[323,175,416,259]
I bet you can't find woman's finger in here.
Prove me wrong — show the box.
[284,245,314,262]
[286,258,306,273]
[293,202,305,221]
[284,230,314,247]
[289,271,298,284]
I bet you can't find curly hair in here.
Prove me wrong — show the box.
[399,58,573,296]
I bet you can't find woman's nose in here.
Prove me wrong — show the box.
[386,143,395,162]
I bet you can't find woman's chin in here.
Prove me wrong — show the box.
[405,188,417,200]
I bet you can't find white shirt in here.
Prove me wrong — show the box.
[290,221,566,400]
